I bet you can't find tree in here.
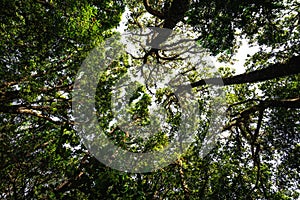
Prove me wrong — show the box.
[0,0,125,199]
[1,0,299,199]
[115,0,300,199]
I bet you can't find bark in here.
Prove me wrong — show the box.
[143,0,190,29]
[142,0,190,52]
[191,56,300,87]
[163,0,190,29]
[143,0,165,19]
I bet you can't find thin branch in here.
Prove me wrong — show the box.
[55,153,89,192]
[253,109,264,141]
[157,52,182,61]
[0,53,73,89]
[227,99,261,111]
[129,11,146,29]
[177,159,190,200]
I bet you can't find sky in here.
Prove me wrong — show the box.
[214,38,260,74]
[115,7,260,75]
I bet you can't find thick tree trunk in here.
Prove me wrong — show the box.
[143,0,190,29]
[163,0,190,29]
[143,0,190,50]
[191,56,300,87]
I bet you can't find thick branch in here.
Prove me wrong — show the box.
[0,105,63,125]
[141,0,190,64]
[223,97,300,131]
[143,0,165,19]
[241,98,300,119]
[163,0,190,29]
[191,56,300,87]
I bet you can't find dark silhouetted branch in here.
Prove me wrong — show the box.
[192,56,300,87]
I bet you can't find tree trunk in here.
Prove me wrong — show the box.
[163,0,190,29]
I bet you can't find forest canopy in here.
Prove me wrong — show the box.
[0,0,299,199]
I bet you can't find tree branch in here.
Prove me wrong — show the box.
[55,153,89,192]
[223,97,300,131]
[176,158,190,199]
[163,0,190,29]
[0,105,63,125]
[191,56,300,87]
[143,0,165,19]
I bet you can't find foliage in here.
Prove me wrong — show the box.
[186,0,299,56]
[0,0,124,198]
[1,0,299,199]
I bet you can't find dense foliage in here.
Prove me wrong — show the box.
[0,0,125,198]
[1,0,299,199]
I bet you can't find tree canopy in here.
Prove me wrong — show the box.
[1,0,299,199]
